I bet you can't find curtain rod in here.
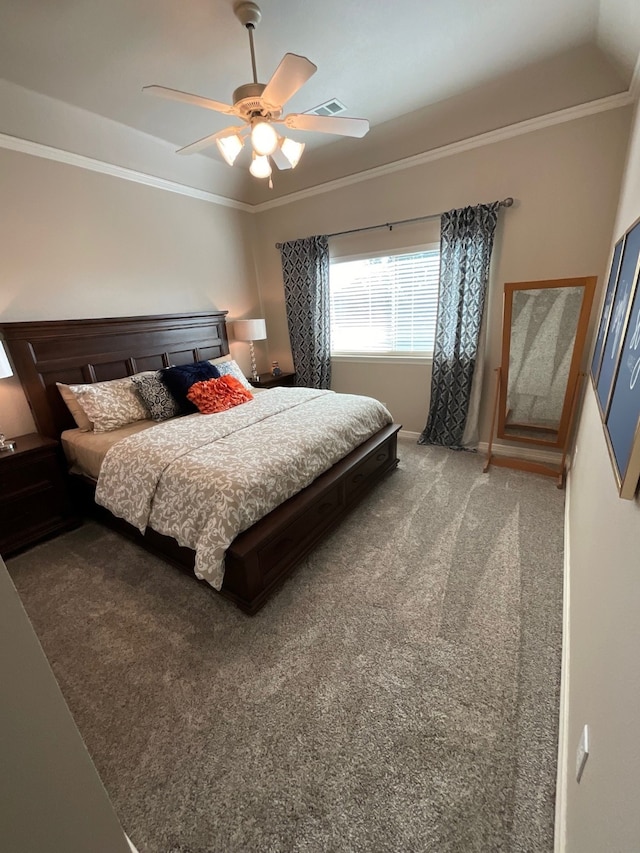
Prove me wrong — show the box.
[275,197,514,248]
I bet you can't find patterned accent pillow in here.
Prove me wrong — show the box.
[160,361,221,412]
[69,376,151,433]
[132,372,182,421]
[211,358,253,390]
[187,375,253,414]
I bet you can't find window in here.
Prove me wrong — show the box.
[329,247,440,357]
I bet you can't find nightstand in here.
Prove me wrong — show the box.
[249,372,296,389]
[0,433,80,557]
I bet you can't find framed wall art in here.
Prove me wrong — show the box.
[594,220,640,419]
[590,237,624,384]
[593,215,640,499]
[604,255,640,499]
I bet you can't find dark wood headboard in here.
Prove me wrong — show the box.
[0,311,229,439]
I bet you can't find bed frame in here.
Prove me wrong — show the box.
[0,312,400,613]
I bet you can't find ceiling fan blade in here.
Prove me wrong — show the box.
[270,146,292,171]
[176,126,244,156]
[261,53,317,109]
[143,85,237,115]
[283,113,369,138]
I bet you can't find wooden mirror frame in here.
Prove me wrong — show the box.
[484,276,596,487]
[497,276,596,447]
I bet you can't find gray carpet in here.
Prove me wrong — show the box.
[7,438,564,853]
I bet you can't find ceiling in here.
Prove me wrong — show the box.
[1,0,639,205]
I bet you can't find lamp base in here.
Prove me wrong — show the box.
[249,341,260,383]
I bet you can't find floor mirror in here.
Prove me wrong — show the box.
[484,276,596,487]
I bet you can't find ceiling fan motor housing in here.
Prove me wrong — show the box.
[233,83,281,120]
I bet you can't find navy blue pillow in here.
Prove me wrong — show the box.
[160,361,220,412]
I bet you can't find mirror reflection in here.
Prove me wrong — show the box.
[486,275,596,485]
[505,286,584,437]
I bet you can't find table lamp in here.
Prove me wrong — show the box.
[234,319,267,382]
[0,341,16,451]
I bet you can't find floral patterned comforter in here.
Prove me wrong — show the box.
[95,387,393,589]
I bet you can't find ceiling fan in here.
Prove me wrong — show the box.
[143,0,369,183]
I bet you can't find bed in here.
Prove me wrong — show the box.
[1,311,400,613]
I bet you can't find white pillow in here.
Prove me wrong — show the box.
[211,358,253,391]
[69,376,151,433]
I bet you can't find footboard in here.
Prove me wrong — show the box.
[71,423,401,613]
[222,423,401,613]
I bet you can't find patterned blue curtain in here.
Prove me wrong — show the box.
[419,203,499,448]
[279,236,331,389]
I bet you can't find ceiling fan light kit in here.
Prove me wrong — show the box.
[279,137,305,168]
[250,120,279,156]
[143,0,369,183]
[216,133,244,165]
[249,153,272,179]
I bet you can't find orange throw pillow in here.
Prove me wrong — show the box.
[187,374,253,414]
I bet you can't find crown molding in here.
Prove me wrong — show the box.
[0,89,634,214]
[253,90,635,212]
[0,132,253,212]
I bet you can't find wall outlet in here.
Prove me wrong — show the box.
[576,724,589,783]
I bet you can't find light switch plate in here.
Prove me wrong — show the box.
[576,724,589,783]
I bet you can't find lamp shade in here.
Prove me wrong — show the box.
[280,137,305,169]
[234,319,267,342]
[249,154,272,179]
[0,342,13,379]
[216,134,244,166]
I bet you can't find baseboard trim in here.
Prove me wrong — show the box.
[477,440,562,464]
[399,434,562,465]
[554,464,572,853]
[398,429,421,441]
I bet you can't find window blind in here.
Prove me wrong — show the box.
[329,249,440,355]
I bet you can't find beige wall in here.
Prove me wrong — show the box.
[252,109,631,435]
[0,148,260,437]
[563,99,640,852]
[0,557,132,852]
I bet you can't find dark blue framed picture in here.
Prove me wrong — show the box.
[595,219,640,420]
[604,244,640,499]
[591,237,624,383]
